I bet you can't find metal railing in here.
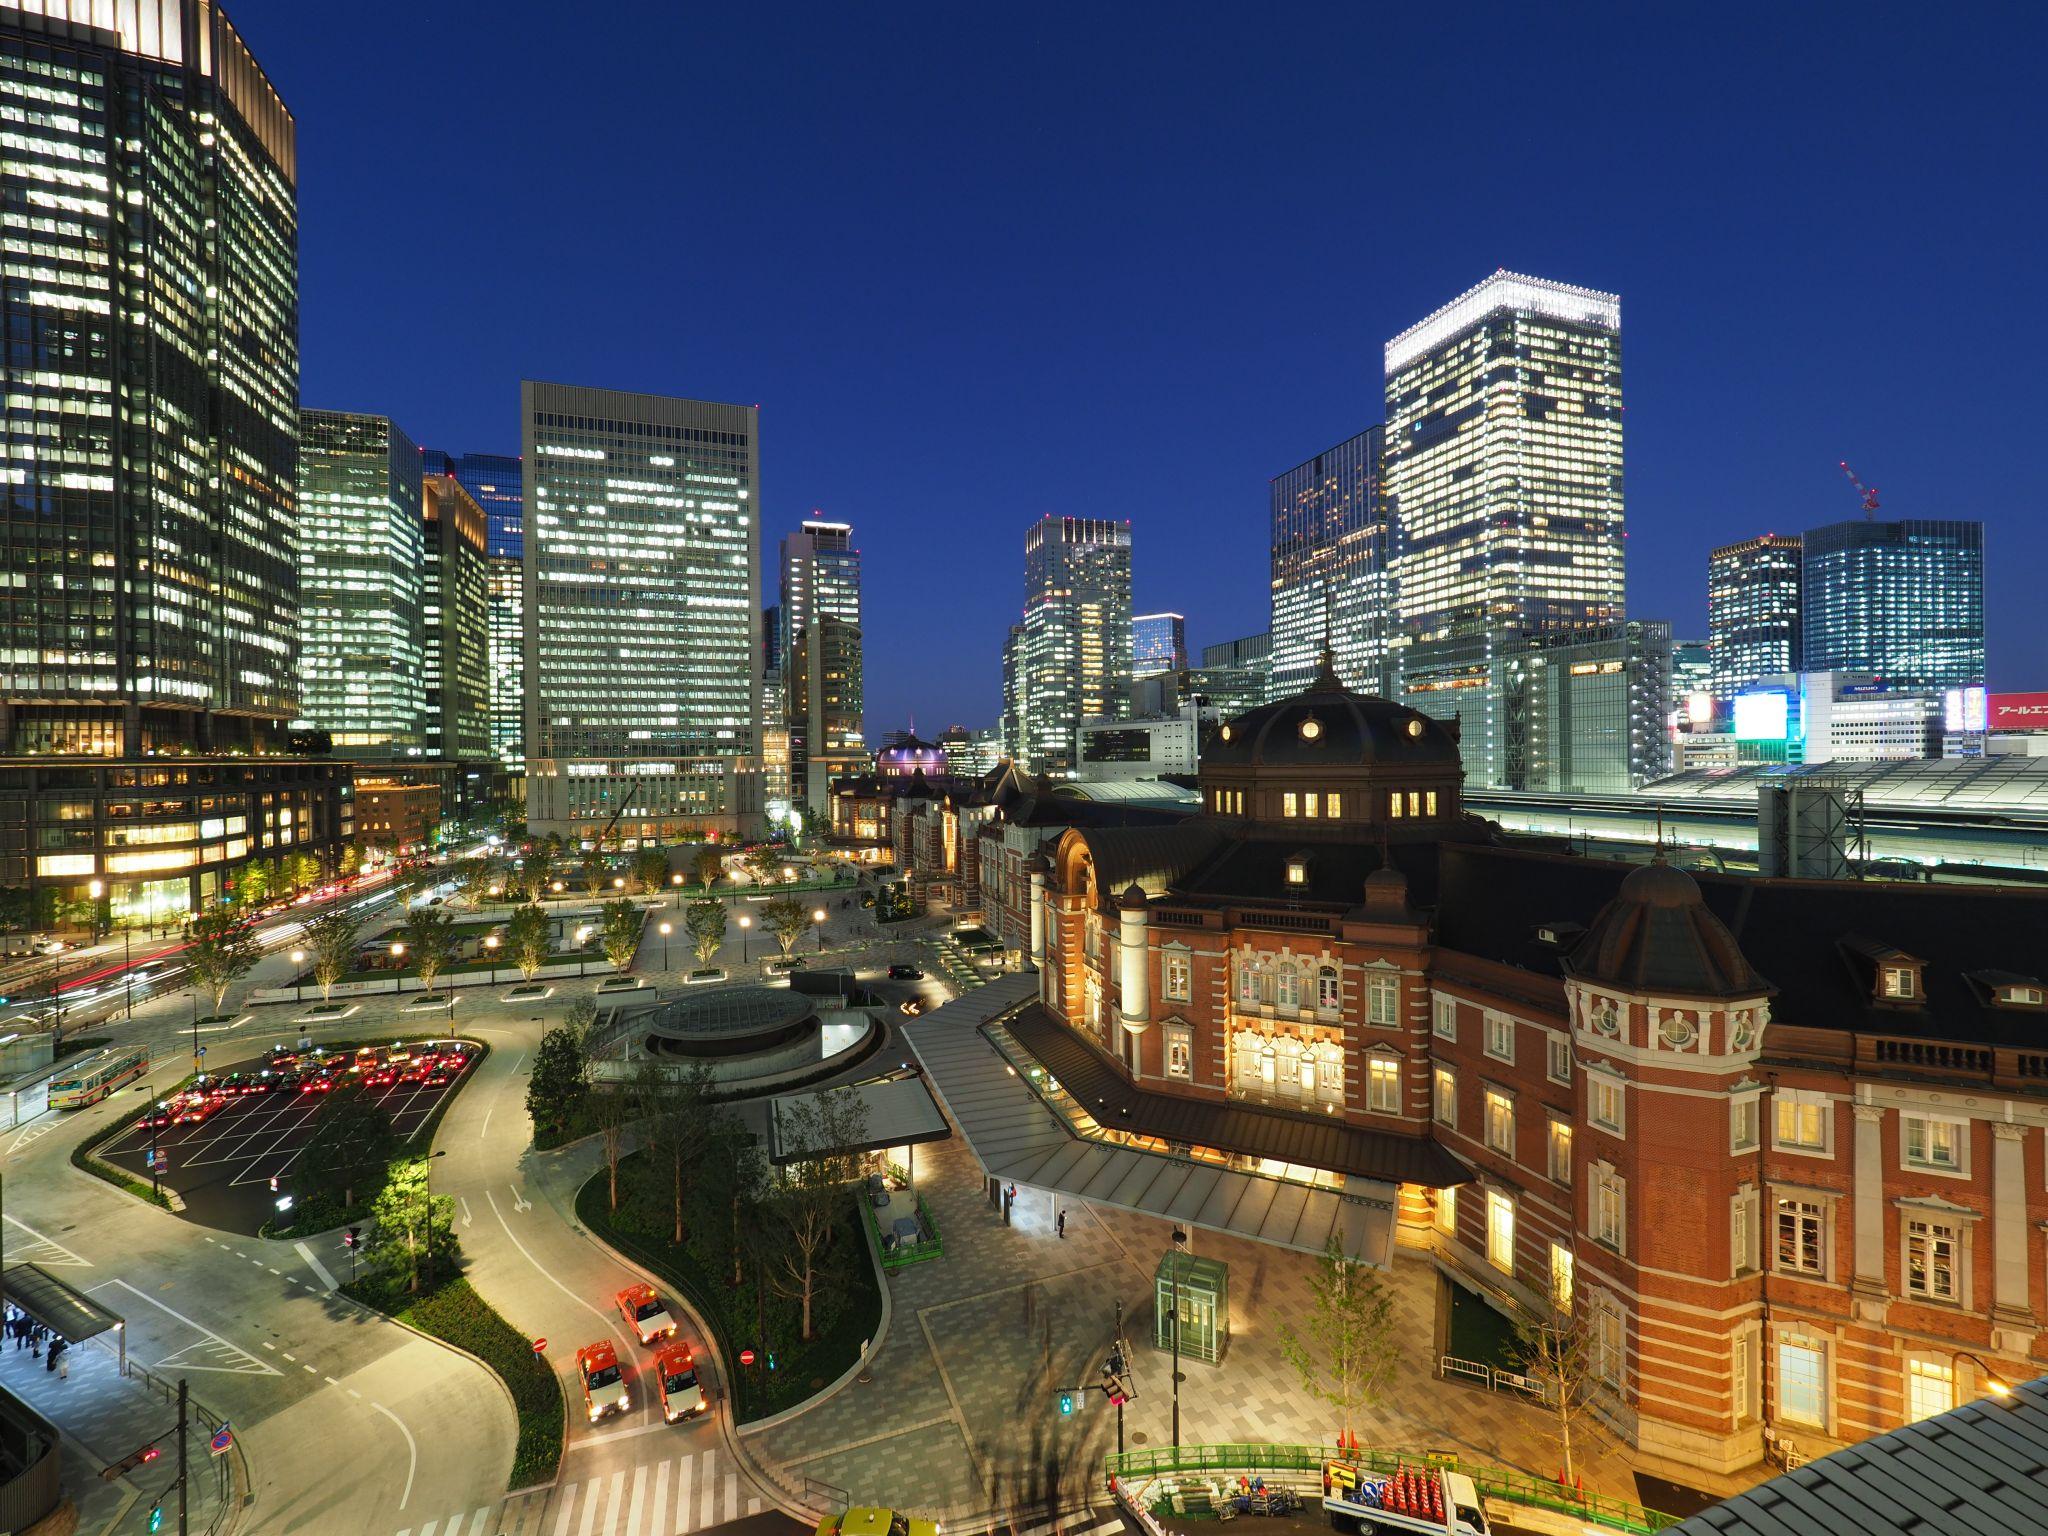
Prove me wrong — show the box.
[1103,1443,1681,1535]
[1439,1353,1554,1403]
[122,1359,241,1534]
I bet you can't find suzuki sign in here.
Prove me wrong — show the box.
[1989,693,2048,732]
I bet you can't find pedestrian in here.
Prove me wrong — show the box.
[56,1352,67,1381]
[1056,1207,1067,1239]
[42,1342,53,1371]
[29,1334,39,1361]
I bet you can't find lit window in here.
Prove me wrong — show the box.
[1905,1219,1959,1302]
[1407,791,1421,816]
[1548,1117,1573,1184]
[1902,1115,1961,1172]
[1434,1185,1457,1235]
[1906,1358,1954,1423]
[1777,1340,1826,1427]
[1731,1096,1760,1153]
[1282,792,1298,818]
[1317,966,1339,1010]
[1425,791,1438,815]
[1163,953,1190,1002]
[1485,1088,1514,1153]
[1389,792,1404,819]
[1433,1066,1456,1126]
[1368,973,1399,1026]
[1882,965,1917,1000]
[1731,1186,1759,1274]
[1550,1243,1574,1310]
[1276,967,1300,1010]
[1774,1198,1825,1275]
[1237,963,1261,1005]
[1432,995,1457,1041]
[1593,1166,1626,1251]
[1327,792,1343,817]
[1166,1024,1192,1080]
[1773,1094,1830,1154]
[1286,860,1307,886]
[1590,1076,1625,1135]
[1367,1054,1401,1114]
[1304,792,1320,818]
[1486,1191,1516,1274]
[1483,1012,1514,1063]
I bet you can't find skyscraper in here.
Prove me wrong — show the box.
[1132,613,1187,678]
[1708,533,1802,700]
[1269,427,1388,697]
[1383,272,1625,783]
[1801,519,1985,691]
[0,2,349,925]
[779,520,863,805]
[1013,516,1133,775]
[296,412,427,756]
[521,382,762,839]
[421,472,492,761]
[422,448,525,767]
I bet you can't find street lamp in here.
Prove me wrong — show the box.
[1170,1226,1188,1449]
[290,949,305,1005]
[1953,1350,2015,1401]
[657,921,671,969]
[670,872,684,910]
[783,866,795,886]
[738,913,751,964]
[813,907,827,953]
[612,876,625,891]
[483,933,499,985]
[391,940,406,997]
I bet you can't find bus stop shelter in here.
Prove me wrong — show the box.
[1,1264,124,1372]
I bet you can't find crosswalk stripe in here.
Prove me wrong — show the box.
[627,1464,648,1536]
[676,1449,693,1535]
[553,1483,577,1536]
[420,1522,438,1536]
[653,1459,671,1536]
[469,1510,490,1536]
[606,1471,627,1536]
[698,1451,714,1530]
[577,1474,603,1536]
[722,1472,737,1525]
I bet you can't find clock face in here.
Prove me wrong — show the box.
[1661,1013,1695,1048]
[1407,719,1425,738]
[1220,725,1232,741]
[1299,718,1322,741]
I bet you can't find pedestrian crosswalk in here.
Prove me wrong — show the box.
[389,1448,765,1536]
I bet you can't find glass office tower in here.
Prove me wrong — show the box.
[779,519,863,805]
[1132,613,1187,678]
[1269,427,1387,698]
[296,412,426,756]
[521,382,761,839]
[422,447,525,767]
[421,472,492,761]
[1383,272,1625,784]
[1708,533,1802,701]
[1014,516,1133,775]
[0,2,349,925]
[1801,520,1985,692]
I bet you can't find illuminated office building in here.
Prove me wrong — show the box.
[296,411,426,757]
[1132,613,1187,678]
[421,472,491,761]
[1801,520,1984,692]
[0,1,350,925]
[521,382,761,840]
[423,448,524,767]
[1383,273,1625,785]
[1708,533,1802,700]
[1269,427,1388,697]
[780,519,862,805]
[1012,516,1133,776]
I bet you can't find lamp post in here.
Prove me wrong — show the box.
[737,913,751,965]
[612,876,625,893]
[123,924,134,1018]
[290,949,305,1005]
[657,922,671,970]
[670,872,684,911]
[1170,1226,1187,1449]
[483,933,499,984]
[813,908,827,953]
[1952,1350,2015,1402]
[421,1148,447,1290]
[390,941,405,997]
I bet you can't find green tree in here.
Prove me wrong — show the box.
[544,831,565,861]
[764,1087,870,1341]
[633,846,670,895]
[744,845,782,887]
[600,899,643,973]
[684,900,726,969]
[338,843,364,880]
[187,906,262,1017]
[1278,1233,1402,1447]
[284,850,321,896]
[508,904,552,981]
[304,909,360,1002]
[519,851,550,904]
[302,1081,395,1208]
[236,860,272,909]
[404,906,457,995]
[760,897,808,958]
[368,1157,457,1295]
[1514,1293,1606,1486]
[693,847,722,892]
[580,851,608,897]
[526,1003,590,1140]
[458,856,500,908]
[631,1059,717,1245]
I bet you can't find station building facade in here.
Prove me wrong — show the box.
[1016,655,2048,1475]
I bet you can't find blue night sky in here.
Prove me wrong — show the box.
[241,1,2046,734]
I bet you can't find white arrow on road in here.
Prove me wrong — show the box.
[460,1196,473,1228]
[510,1186,531,1213]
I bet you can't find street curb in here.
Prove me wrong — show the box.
[734,1195,893,1438]
[345,1289,532,1476]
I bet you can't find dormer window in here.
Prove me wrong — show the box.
[1286,853,1311,887]
[2003,986,2045,1008]
[1881,965,1918,1001]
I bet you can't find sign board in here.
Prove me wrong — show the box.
[209,1423,233,1456]
[531,1338,547,1354]
[1732,690,1791,742]
[1944,686,1988,734]
[1989,692,2048,732]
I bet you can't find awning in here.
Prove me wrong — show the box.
[3,1263,123,1345]
[767,1074,951,1166]
[903,976,1397,1266]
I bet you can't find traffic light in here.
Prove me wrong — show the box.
[1058,1390,1074,1416]
[269,1175,279,1193]
[99,1442,162,1481]
[344,1227,361,1250]
[149,1503,164,1533]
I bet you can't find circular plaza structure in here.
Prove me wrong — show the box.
[589,983,881,1095]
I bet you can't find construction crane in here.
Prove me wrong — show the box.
[1838,460,1880,518]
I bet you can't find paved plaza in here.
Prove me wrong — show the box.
[742,1125,1766,1526]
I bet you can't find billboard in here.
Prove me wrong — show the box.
[1944,686,1987,734]
[1733,690,1791,742]
[1989,692,2048,732]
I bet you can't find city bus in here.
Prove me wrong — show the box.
[49,1046,150,1109]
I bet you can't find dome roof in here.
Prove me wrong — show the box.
[1564,857,1771,999]
[1203,658,1459,770]
[877,734,948,776]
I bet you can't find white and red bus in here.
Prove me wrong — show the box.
[49,1046,150,1109]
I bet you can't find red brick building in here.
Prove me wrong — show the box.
[1019,658,2048,1475]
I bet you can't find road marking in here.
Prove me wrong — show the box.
[324,1375,339,1386]
[479,1103,493,1139]
[627,1464,648,1536]
[5,1115,55,1156]
[261,1341,275,1351]
[552,1484,576,1536]
[576,1474,602,1536]
[3,1215,90,1267]
[484,1190,629,1347]
[676,1452,692,1533]
[510,1184,532,1212]
[372,1400,417,1510]
[303,1363,315,1373]
[266,1266,280,1275]
[460,1196,473,1229]
[700,1454,714,1529]
[282,1352,296,1362]
[295,1240,338,1292]
[90,1278,280,1375]
[652,1460,669,1536]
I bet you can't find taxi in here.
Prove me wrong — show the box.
[655,1342,705,1422]
[575,1340,629,1423]
[616,1282,676,1344]
[815,1510,940,1536]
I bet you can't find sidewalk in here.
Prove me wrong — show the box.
[0,1331,233,1535]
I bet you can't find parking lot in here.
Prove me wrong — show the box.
[99,1039,479,1234]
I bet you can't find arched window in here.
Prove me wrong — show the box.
[1317,966,1341,1011]
[1237,960,1261,1006]
[1275,1036,1303,1097]
[1276,964,1300,1010]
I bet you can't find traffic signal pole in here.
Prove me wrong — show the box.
[177,1376,188,1536]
